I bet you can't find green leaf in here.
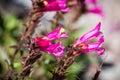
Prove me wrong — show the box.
[13,62,22,72]
[5,14,18,31]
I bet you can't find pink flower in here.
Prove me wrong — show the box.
[39,0,69,12]
[46,25,68,40]
[88,7,103,16]
[73,22,105,56]
[85,0,98,5]
[33,25,68,57]
[44,42,65,57]
[85,0,103,16]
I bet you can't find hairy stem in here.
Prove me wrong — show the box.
[52,46,80,80]
[20,50,42,79]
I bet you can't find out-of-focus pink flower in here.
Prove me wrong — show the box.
[73,22,105,55]
[88,7,103,16]
[33,25,68,58]
[39,0,69,12]
[85,0,98,5]
[85,0,103,16]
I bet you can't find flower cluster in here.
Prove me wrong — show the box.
[85,0,103,16]
[31,0,105,58]
[73,22,105,55]
[32,22,105,58]
[33,25,68,57]
[39,0,69,12]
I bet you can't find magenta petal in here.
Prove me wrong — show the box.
[87,34,104,49]
[81,47,105,56]
[81,34,104,55]
[88,7,103,16]
[47,25,68,40]
[45,44,58,52]
[85,0,97,5]
[96,47,105,55]
[61,7,69,12]
[35,37,51,48]
[42,0,68,12]
[52,45,65,58]
[85,0,103,16]
[45,42,64,57]
[58,0,69,12]
[83,34,104,50]
[46,27,60,40]
[44,2,62,11]
[80,22,101,42]
[87,43,101,51]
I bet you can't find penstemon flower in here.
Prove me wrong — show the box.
[73,22,105,56]
[85,0,98,5]
[39,0,69,12]
[85,0,103,16]
[33,25,68,57]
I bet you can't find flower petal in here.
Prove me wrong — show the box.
[80,22,101,42]
[47,25,68,40]
[85,0,98,5]
[35,37,51,48]
[87,34,104,49]
[96,47,105,55]
[85,0,103,16]
[41,0,69,12]
[52,45,65,58]
[45,42,65,57]
[88,7,103,16]
[81,35,104,54]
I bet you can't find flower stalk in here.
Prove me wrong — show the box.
[13,0,44,60]
[20,50,42,79]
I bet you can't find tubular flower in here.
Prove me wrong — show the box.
[46,25,68,40]
[33,25,68,57]
[85,0,103,16]
[39,0,69,12]
[73,22,105,56]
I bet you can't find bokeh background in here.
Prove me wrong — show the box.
[0,0,120,80]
